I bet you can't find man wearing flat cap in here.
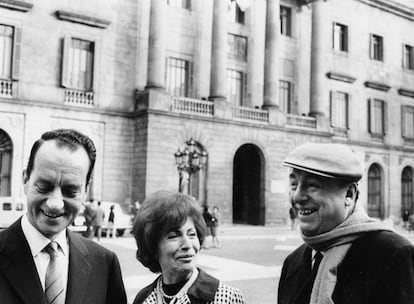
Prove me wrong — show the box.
[278,143,414,304]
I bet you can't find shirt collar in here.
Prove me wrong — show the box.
[21,214,68,257]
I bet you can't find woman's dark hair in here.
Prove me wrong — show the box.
[133,190,207,273]
[25,129,96,189]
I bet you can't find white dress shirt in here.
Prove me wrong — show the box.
[21,215,69,299]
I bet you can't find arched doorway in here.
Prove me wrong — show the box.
[401,166,414,215]
[232,144,265,225]
[0,129,12,196]
[367,163,384,219]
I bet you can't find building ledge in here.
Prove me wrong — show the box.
[0,0,33,12]
[364,80,391,92]
[56,10,111,29]
[398,88,414,98]
[327,72,356,83]
[358,0,414,21]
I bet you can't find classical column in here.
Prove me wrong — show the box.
[310,0,329,118]
[146,0,166,89]
[209,0,227,100]
[263,0,280,109]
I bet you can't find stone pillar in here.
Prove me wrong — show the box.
[146,0,166,89]
[310,0,329,118]
[263,0,280,109]
[209,0,227,101]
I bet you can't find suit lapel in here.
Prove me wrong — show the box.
[0,219,47,304]
[65,230,92,304]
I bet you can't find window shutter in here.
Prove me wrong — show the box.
[402,105,406,137]
[402,43,406,68]
[61,35,71,88]
[329,91,334,126]
[243,72,248,106]
[368,99,373,133]
[332,22,335,50]
[346,94,350,129]
[12,27,22,80]
[383,101,388,135]
[369,34,374,59]
[188,61,194,98]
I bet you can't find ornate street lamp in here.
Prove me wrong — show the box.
[174,138,208,194]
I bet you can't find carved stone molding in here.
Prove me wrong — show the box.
[327,72,356,83]
[398,88,414,98]
[0,0,33,12]
[56,10,111,29]
[364,81,391,92]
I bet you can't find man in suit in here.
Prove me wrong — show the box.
[0,129,127,304]
[278,142,414,304]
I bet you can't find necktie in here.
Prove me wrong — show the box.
[310,251,323,284]
[43,241,65,304]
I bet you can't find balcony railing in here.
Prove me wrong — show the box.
[232,106,269,123]
[171,97,214,117]
[286,114,317,129]
[0,79,13,98]
[64,89,94,108]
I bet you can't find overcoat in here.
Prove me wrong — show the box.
[278,230,414,304]
[0,218,127,304]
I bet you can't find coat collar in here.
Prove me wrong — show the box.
[0,218,48,304]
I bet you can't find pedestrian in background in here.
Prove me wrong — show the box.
[132,191,246,304]
[278,142,414,304]
[402,209,410,230]
[92,201,105,242]
[107,204,116,238]
[83,199,96,239]
[202,205,212,249]
[210,206,221,249]
[0,128,127,303]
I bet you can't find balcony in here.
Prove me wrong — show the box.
[0,79,13,98]
[232,106,269,124]
[171,97,214,117]
[286,114,317,129]
[64,89,94,108]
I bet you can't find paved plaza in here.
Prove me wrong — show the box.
[99,224,414,304]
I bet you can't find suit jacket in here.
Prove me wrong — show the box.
[278,230,414,304]
[0,218,127,304]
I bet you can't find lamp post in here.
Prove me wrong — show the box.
[174,138,208,195]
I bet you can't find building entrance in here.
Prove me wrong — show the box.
[232,144,265,225]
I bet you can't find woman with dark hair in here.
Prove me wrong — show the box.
[132,190,246,304]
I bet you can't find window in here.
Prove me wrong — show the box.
[0,25,13,79]
[279,80,292,113]
[330,91,348,129]
[166,57,190,97]
[370,34,383,61]
[62,36,94,91]
[280,6,292,37]
[368,99,386,135]
[167,0,191,10]
[402,105,414,138]
[403,44,414,70]
[228,34,247,61]
[228,0,245,24]
[368,164,384,219]
[333,22,348,52]
[227,69,244,106]
[402,167,413,214]
[0,129,12,197]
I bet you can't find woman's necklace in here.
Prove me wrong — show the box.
[155,269,199,304]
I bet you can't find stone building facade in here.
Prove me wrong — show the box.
[1,0,414,224]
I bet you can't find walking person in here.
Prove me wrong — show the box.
[92,201,105,242]
[107,204,116,238]
[278,142,414,304]
[202,205,212,248]
[0,128,127,303]
[210,206,221,249]
[83,199,96,239]
[132,191,246,304]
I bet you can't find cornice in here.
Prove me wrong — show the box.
[56,10,111,29]
[0,0,32,12]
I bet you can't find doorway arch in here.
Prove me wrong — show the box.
[232,144,265,225]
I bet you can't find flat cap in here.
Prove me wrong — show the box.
[283,143,363,182]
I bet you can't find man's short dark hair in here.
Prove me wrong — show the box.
[133,191,207,273]
[25,129,96,188]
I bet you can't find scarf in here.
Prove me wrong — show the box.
[301,204,392,304]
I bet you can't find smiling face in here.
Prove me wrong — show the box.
[289,169,354,236]
[23,140,90,239]
[157,217,200,284]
